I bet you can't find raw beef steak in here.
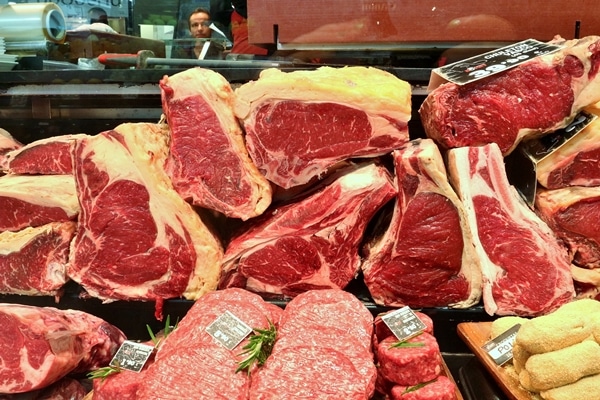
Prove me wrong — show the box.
[2,134,86,175]
[0,222,75,296]
[234,66,411,188]
[420,36,600,155]
[447,143,575,316]
[160,68,272,220]
[0,174,79,232]
[536,102,600,189]
[0,304,125,394]
[68,123,223,311]
[219,161,396,297]
[136,288,282,400]
[0,128,21,171]
[361,139,482,309]
[249,289,376,400]
[535,186,600,269]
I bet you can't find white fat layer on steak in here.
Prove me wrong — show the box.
[0,174,79,215]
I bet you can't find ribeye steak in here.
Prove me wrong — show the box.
[234,66,411,188]
[219,161,396,298]
[0,222,75,296]
[362,138,482,309]
[447,143,574,316]
[160,68,272,220]
[0,304,124,394]
[68,123,223,312]
[0,174,79,232]
[420,35,600,155]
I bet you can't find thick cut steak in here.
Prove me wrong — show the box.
[136,288,282,400]
[68,123,223,311]
[536,186,600,269]
[536,102,600,189]
[447,143,574,316]
[250,289,376,400]
[0,304,125,394]
[160,68,272,220]
[361,139,482,309]
[219,161,396,297]
[234,66,411,188]
[2,134,86,175]
[0,174,79,232]
[420,36,600,155]
[0,222,75,296]
[0,128,21,171]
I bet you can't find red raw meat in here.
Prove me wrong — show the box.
[536,102,600,189]
[160,68,272,220]
[0,128,22,172]
[0,304,124,394]
[219,161,396,297]
[249,289,376,400]
[136,288,282,400]
[0,174,79,232]
[68,123,223,310]
[536,186,600,269]
[234,66,411,188]
[2,134,86,175]
[420,36,600,155]
[362,139,482,309]
[447,143,575,316]
[377,333,442,387]
[0,222,75,296]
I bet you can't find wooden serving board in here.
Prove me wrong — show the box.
[457,322,535,400]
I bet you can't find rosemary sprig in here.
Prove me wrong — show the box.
[389,331,425,349]
[403,378,438,394]
[235,319,277,375]
[86,361,121,381]
[389,341,425,349]
[146,314,179,349]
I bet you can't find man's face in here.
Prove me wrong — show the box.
[190,12,211,38]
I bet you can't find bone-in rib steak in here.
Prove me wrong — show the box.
[362,138,482,309]
[0,304,125,394]
[160,68,272,220]
[68,123,223,311]
[0,221,75,296]
[0,174,79,232]
[420,36,600,155]
[447,143,574,316]
[219,161,396,298]
[234,66,411,188]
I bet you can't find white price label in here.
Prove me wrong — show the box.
[482,324,521,365]
[381,306,427,342]
[206,310,252,351]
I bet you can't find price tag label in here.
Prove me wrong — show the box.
[433,39,563,86]
[522,110,597,162]
[109,340,155,373]
[482,324,521,366]
[381,306,427,342]
[206,310,252,350]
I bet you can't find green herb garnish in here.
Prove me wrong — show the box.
[403,378,437,394]
[389,341,425,349]
[235,319,277,375]
[86,362,121,381]
[146,314,179,349]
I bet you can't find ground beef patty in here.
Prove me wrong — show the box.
[377,332,442,386]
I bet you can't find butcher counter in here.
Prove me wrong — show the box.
[0,65,524,400]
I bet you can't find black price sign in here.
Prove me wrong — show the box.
[381,306,427,342]
[434,39,563,85]
[206,310,252,351]
[110,340,155,373]
[482,324,521,366]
